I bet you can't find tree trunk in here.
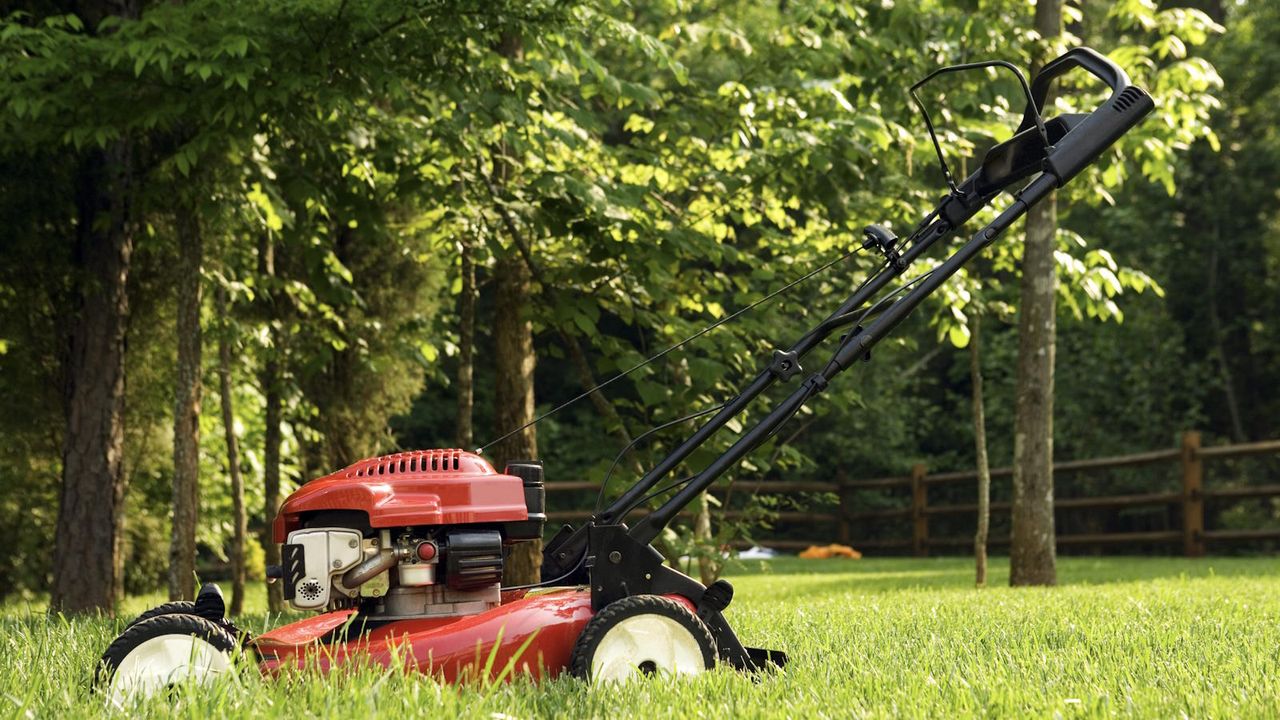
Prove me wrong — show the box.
[1010,1,1062,588]
[168,206,203,601]
[490,192,640,467]
[488,30,543,585]
[456,236,476,449]
[215,285,247,615]
[322,347,360,469]
[1206,248,1247,443]
[694,491,721,585]
[262,361,283,612]
[493,253,540,585]
[970,312,991,587]
[258,235,284,612]
[51,144,136,614]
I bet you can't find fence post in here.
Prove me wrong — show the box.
[1181,431,1205,557]
[911,464,928,557]
[836,468,851,545]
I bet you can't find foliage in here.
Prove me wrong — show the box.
[0,0,1273,599]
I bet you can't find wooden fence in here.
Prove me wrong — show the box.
[544,432,1280,556]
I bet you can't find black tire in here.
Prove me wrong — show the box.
[94,613,239,701]
[124,601,196,630]
[569,594,716,682]
[123,596,250,644]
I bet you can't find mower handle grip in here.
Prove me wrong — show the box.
[1017,46,1154,188]
[1034,47,1131,106]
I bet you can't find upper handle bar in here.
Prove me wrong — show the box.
[1017,46,1133,132]
[1017,46,1153,187]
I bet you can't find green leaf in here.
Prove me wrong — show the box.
[572,312,595,337]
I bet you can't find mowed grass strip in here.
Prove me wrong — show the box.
[1,556,1276,718]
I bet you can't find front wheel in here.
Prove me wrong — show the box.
[95,613,238,704]
[569,594,717,683]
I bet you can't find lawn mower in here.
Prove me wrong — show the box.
[95,47,1153,701]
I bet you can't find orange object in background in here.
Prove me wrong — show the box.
[798,544,862,559]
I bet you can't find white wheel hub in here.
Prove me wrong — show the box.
[590,613,707,683]
[108,633,232,703]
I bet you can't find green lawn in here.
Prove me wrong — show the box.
[3,556,1278,718]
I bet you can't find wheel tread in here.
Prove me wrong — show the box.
[123,600,249,643]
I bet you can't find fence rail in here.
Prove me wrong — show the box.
[544,432,1280,555]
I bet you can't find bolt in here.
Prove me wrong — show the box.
[348,539,358,548]
[332,559,342,568]
[608,551,622,564]
[644,573,651,580]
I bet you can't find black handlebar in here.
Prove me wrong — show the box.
[1020,47,1133,128]
[1020,47,1154,187]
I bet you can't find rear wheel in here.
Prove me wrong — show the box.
[95,613,238,704]
[569,594,716,683]
[123,601,196,630]
[122,585,248,641]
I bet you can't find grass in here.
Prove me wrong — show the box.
[2,556,1278,718]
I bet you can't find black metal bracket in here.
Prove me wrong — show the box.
[839,325,871,363]
[586,524,786,671]
[863,224,904,270]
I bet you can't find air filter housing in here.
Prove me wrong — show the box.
[444,530,504,591]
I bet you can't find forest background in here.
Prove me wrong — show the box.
[0,0,1273,613]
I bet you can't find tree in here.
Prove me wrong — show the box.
[51,142,137,613]
[168,197,203,601]
[971,312,992,587]
[455,235,477,450]
[257,235,285,613]
[492,252,540,584]
[1009,0,1064,587]
[214,284,248,614]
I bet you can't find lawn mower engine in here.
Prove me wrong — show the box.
[270,449,545,620]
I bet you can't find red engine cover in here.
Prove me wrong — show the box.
[273,449,528,542]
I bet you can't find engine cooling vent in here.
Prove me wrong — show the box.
[1113,86,1143,113]
[298,580,324,602]
[346,450,465,478]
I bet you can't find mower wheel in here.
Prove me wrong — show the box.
[124,601,196,630]
[95,613,239,704]
[122,587,250,642]
[569,594,717,683]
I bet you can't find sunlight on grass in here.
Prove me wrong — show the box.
[2,556,1276,718]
